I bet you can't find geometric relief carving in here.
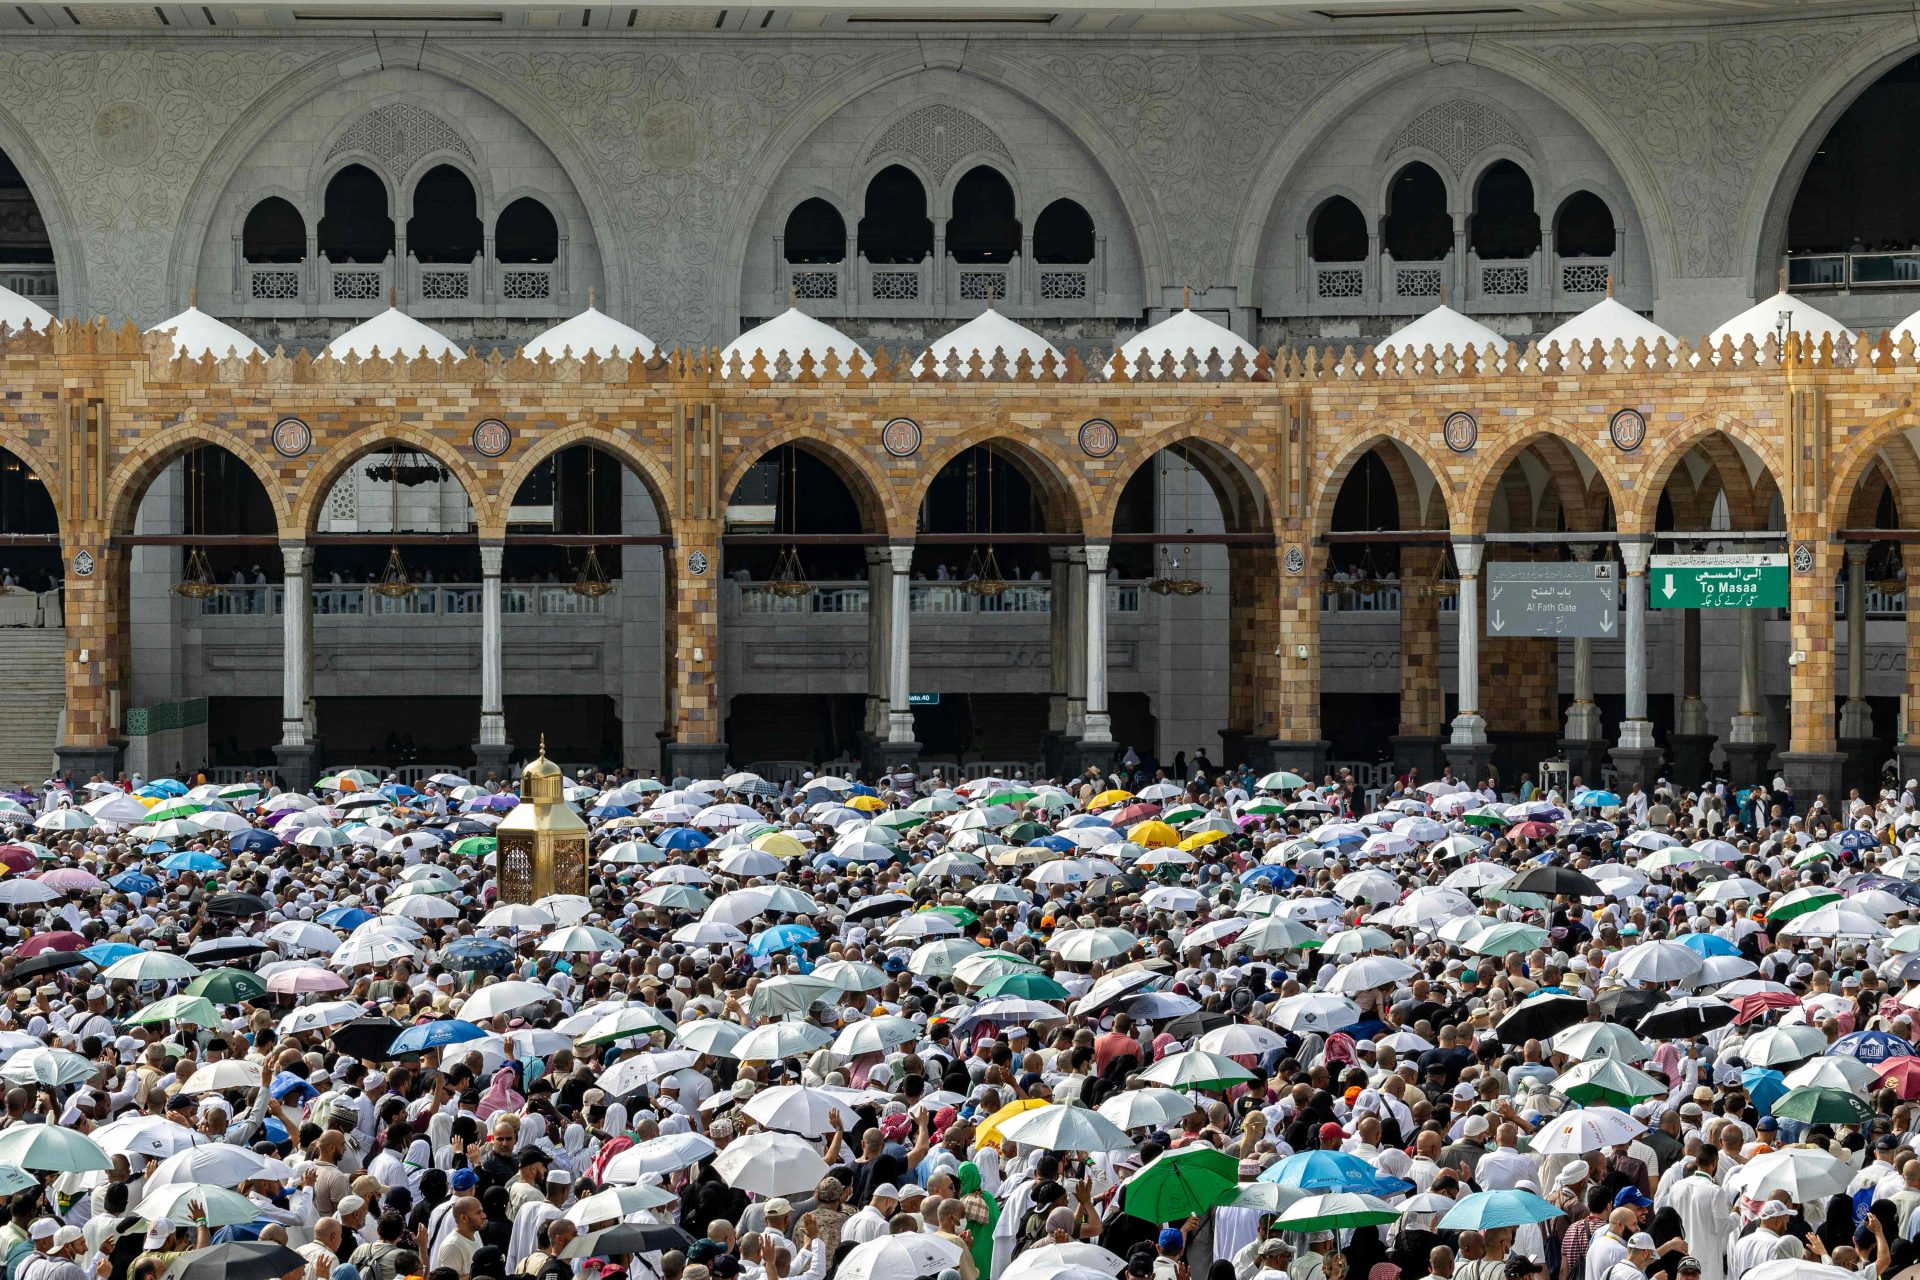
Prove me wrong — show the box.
[866,104,1012,182]
[1387,98,1532,174]
[327,103,474,170]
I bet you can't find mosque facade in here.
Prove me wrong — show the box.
[0,0,1916,797]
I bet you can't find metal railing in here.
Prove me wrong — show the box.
[1320,584,1459,613]
[195,583,612,617]
[1837,582,1908,617]
[770,240,1109,320]
[1786,251,1920,290]
[732,580,1144,616]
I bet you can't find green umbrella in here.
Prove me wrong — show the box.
[873,811,926,830]
[1467,922,1550,956]
[1242,798,1289,816]
[923,905,979,928]
[1462,810,1510,829]
[1767,886,1842,922]
[185,968,269,1005]
[1257,771,1308,791]
[1772,1085,1874,1125]
[451,836,498,857]
[1551,1058,1668,1108]
[1275,1193,1403,1232]
[1481,887,1552,911]
[1121,1146,1240,1223]
[1000,821,1049,843]
[125,994,220,1028]
[0,1123,109,1172]
[977,971,1069,1000]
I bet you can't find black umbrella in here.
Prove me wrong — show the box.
[569,1223,695,1257]
[1635,996,1736,1040]
[1594,988,1663,1028]
[327,1017,403,1061]
[205,892,270,918]
[1162,1010,1235,1040]
[1494,993,1587,1045]
[1503,865,1604,899]
[845,894,912,922]
[185,937,272,965]
[1084,872,1147,901]
[164,1241,304,1280]
[10,950,90,980]
[1886,953,1920,983]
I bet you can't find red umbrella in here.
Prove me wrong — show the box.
[15,930,85,958]
[1876,1056,1920,1100]
[1110,802,1161,826]
[1509,821,1558,841]
[1731,991,1801,1025]
[0,846,32,874]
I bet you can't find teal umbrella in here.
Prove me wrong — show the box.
[1439,1189,1565,1230]
[1275,1193,1402,1232]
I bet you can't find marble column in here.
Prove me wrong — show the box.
[1558,544,1605,782]
[864,547,890,741]
[1668,602,1716,787]
[1083,543,1113,746]
[1723,607,1773,787]
[887,544,915,747]
[1443,538,1494,783]
[1610,539,1663,786]
[1840,541,1878,791]
[473,541,511,778]
[272,541,318,791]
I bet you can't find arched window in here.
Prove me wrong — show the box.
[1470,160,1539,259]
[948,166,1020,264]
[496,197,558,264]
[857,165,932,264]
[1555,191,1616,258]
[1789,54,1920,254]
[783,199,846,264]
[1033,199,1094,264]
[0,151,52,267]
[1310,197,1368,262]
[407,165,482,264]
[317,165,393,264]
[1382,163,1451,261]
[242,197,306,264]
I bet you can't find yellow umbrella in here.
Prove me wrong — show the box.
[845,795,886,813]
[1177,830,1228,852]
[1127,820,1181,849]
[975,1097,1052,1148]
[1088,790,1134,810]
[750,832,810,859]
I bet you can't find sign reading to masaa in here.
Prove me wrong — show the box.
[1485,561,1620,638]
[1649,553,1788,609]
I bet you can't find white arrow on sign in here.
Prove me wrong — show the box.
[1661,574,1676,600]
[1491,609,1504,631]
[1600,609,1615,633]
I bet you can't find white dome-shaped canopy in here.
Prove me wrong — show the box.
[1117,308,1255,377]
[927,307,1062,378]
[1375,305,1506,372]
[720,307,871,377]
[1880,302,1920,348]
[1709,290,1852,352]
[523,306,657,362]
[1537,296,1678,370]
[325,307,463,362]
[0,285,52,335]
[146,306,264,361]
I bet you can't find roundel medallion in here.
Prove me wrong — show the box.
[687,549,710,577]
[1792,542,1815,575]
[1609,408,1647,453]
[1283,545,1307,575]
[1078,418,1119,459]
[1443,411,1478,454]
[471,419,512,458]
[880,417,922,458]
[271,417,311,459]
[72,550,94,578]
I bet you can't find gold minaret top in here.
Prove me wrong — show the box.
[494,736,590,903]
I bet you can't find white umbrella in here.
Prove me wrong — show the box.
[0,1047,95,1088]
[1783,1056,1879,1091]
[177,1060,263,1096]
[1138,1049,1255,1090]
[598,1051,699,1099]
[456,980,558,1023]
[1529,1106,1645,1154]
[1096,1088,1197,1131]
[994,1103,1133,1152]
[1047,927,1138,964]
[89,1115,205,1160]
[711,1130,828,1196]
[597,1132,717,1185]
[1741,1024,1828,1066]
[730,1021,834,1061]
[1549,1023,1650,1064]
[1270,993,1361,1033]
[330,934,418,968]
[478,904,556,931]
[538,925,622,954]
[835,1234,963,1280]
[145,1145,290,1191]
[276,1000,365,1035]
[1326,955,1417,995]
[1728,1148,1853,1201]
[830,1015,918,1056]
[1195,1024,1286,1057]
[534,894,594,925]
[742,1085,852,1138]
[565,1183,679,1228]
[265,920,343,954]
[134,1183,261,1228]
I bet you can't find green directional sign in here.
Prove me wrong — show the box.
[908,692,941,706]
[1649,553,1788,609]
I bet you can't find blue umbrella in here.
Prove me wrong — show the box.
[1741,1066,1786,1115]
[443,938,516,972]
[389,1020,489,1055]
[160,850,225,873]
[229,829,280,855]
[746,924,820,957]
[847,783,878,798]
[1837,829,1880,853]
[136,779,188,799]
[108,871,159,895]
[1240,865,1296,888]
[1439,1189,1565,1230]
[1258,1149,1412,1195]
[80,942,140,967]
[589,805,634,819]
[317,906,373,930]
[655,828,710,852]
[1677,933,1738,958]
[1026,835,1076,853]
[381,784,420,799]
[142,840,175,855]
[1830,1030,1916,1063]
[1565,822,1614,840]
[1572,789,1620,809]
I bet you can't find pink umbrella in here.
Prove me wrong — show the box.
[16,930,85,957]
[37,868,104,893]
[267,967,348,996]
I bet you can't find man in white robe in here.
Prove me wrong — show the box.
[507,1170,573,1272]
[1726,1201,1792,1280]
[1666,1150,1735,1280]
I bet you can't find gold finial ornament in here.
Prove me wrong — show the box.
[495,733,588,903]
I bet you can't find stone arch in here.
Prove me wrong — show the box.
[719,50,1170,338]
[715,425,899,540]
[1631,412,1787,534]
[914,427,1092,536]
[1310,428,1456,537]
[291,424,484,537]
[1228,41,1672,297]
[1513,435,1602,532]
[491,425,679,543]
[0,106,87,315]
[1828,411,1920,523]
[1848,459,1895,530]
[1460,422,1621,536]
[0,431,69,537]
[106,424,292,539]
[1090,419,1276,540]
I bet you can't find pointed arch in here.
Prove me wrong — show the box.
[1311,428,1456,537]
[107,425,292,539]
[0,432,68,538]
[915,428,1092,536]
[291,424,484,537]
[491,426,678,542]
[717,426,898,540]
[1459,422,1621,537]
[1092,418,1276,541]
[1631,411,1786,534]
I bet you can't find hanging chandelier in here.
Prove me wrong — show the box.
[173,448,217,598]
[760,543,814,598]
[371,444,418,598]
[1875,543,1907,598]
[1143,446,1205,596]
[1426,542,1460,598]
[569,451,616,598]
[961,448,1009,597]
[750,447,813,598]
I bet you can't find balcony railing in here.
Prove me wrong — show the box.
[730,580,1144,616]
[1320,584,1459,614]
[0,263,56,315]
[770,240,1115,320]
[235,250,569,317]
[194,583,612,618]
[1836,582,1908,617]
[1303,250,1620,316]
[1787,252,1920,292]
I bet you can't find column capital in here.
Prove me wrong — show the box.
[1569,542,1596,563]
[887,543,913,574]
[1618,538,1652,575]
[1847,541,1872,566]
[1451,538,1484,577]
[1085,543,1110,574]
[279,541,310,574]
[865,546,890,567]
[478,544,505,577]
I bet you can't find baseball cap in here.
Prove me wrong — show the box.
[451,1169,479,1192]
[51,1228,82,1250]
[1158,1229,1184,1252]
[765,1198,792,1217]
[1627,1235,1655,1252]
[1678,1260,1703,1273]
[1613,1188,1651,1209]
[1318,1122,1347,1141]
[140,1220,173,1249]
